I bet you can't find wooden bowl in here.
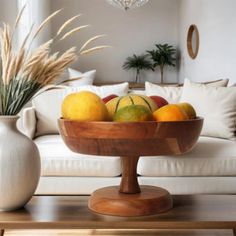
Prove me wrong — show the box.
[58,118,203,216]
[58,118,203,157]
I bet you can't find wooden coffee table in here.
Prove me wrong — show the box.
[1,195,236,236]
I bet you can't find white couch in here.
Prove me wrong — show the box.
[21,81,236,195]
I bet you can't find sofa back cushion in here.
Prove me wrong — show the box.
[145,82,182,103]
[178,79,229,87]
[129,89,146,95]
[145,79,229,104]
[180,79,236,140]
[33,83,129,137]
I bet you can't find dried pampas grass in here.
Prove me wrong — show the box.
[57,14,82,36]
[79,34,107,52]
[32,9,62,40]
[80,45,112,55]
[60,25,90,40]
[0,7,110,115]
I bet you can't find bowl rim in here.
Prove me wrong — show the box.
[58,117,203,125]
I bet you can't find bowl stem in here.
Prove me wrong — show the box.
[119,156,141,194]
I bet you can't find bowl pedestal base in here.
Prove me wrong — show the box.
[89,156,173,217]
[89,185,173,217]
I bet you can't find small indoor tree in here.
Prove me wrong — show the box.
[123,54,154,83]
[147,44,176,84]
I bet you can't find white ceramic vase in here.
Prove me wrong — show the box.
[0,116,41,211]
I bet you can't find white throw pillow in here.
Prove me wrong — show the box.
[65,83,129,98]
[195,78,229,87]
[62,68,96,86]
[180,79,236,140]
[128,89,146,96]
[33,83,129,136]
[145,82,182,103]
[145,79,229,104]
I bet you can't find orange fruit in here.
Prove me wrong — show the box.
[62,91,108,121]
[113,105,153,122]
[153,104,188,122]
[177,103,196,119]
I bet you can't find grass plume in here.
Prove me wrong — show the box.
[32,9,62,40]
[79,34,106,52]
[80,45,111,55]
[60,25,90,40]
[0,7,109,115]
[57,14,82,36]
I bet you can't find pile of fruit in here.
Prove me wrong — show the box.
[62,91,197,122]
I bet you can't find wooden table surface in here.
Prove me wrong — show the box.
[1,195,236,233]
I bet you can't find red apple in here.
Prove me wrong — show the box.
[150,96,168,108]
[102,94,118,104]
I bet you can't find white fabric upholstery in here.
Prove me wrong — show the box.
[21,107,36,139]
[138,137,236,177]
[33,89,63,136]
[32,83,129,136]
[185,78,229,87]
[139,176,236,195]
[129,89,146,95]
[181,79,236,140]
[67,83,129,97]
[19,84,236,195]
[34,135,121,177]
[36,177,121,195]
[66,68,96,86]
[145,82,182,103]
[36,176,236,195]
[145,79,229,104]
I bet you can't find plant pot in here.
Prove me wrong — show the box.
[0,116,41,211]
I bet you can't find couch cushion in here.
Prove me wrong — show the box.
[145,82,182,103]
[145,79,229,104]
[181,79,236,140]
[33,83,129,137]
[34,135,121,177]
[138,137,236,177]
[129,89,146,95]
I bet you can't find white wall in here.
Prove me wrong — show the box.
[179,0,236,84]
[50,0,179,84]
[1,0,236,85]
[17,0,52,49]
[0,0,51,49]
[0,0,17,25]
[0,0,18,49]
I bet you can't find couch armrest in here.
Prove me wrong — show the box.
[21,107,37,139]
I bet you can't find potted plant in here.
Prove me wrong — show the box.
[0,7,108,211]
[147,44,176,84]
[123,54,154,83]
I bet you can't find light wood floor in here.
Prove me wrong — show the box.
[4,229,234,236]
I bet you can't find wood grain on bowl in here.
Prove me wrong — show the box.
[58,118,203,157]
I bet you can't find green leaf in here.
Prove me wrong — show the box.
[0,77,42,115]
[147,43,177,68]
[123,54,154,72]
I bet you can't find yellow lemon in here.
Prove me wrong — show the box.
[62,91,108,121]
